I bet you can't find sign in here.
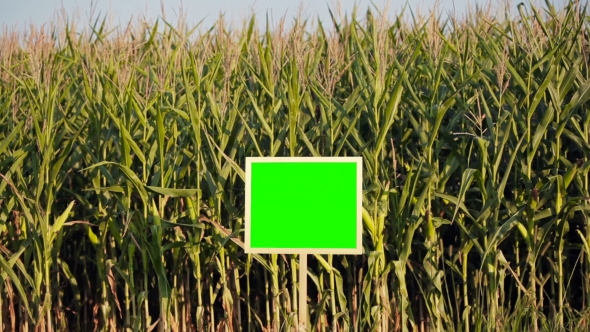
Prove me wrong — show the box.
[245,157,363,254]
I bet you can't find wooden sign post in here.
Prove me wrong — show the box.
[244,157,363,331]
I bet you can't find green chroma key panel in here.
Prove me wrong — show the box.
[245,157,362,254]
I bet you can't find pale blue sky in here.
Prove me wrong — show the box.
[0,0,571,32]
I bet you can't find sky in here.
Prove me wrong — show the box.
[0,0,572,33]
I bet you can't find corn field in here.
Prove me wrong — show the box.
[2,0,590,331]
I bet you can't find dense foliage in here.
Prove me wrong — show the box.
[2,1,590,331]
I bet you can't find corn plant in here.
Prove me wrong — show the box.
[2,1,590,331]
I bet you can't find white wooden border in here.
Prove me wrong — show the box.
[244,156,363,255]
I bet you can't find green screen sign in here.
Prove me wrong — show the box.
[245,157,363,254]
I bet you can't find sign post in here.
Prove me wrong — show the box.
[245,157,363,331]
[298,254,307,331]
